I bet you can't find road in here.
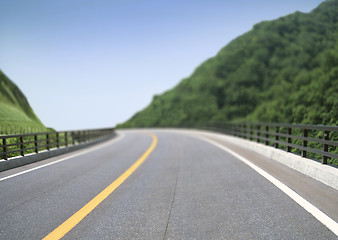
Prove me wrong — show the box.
[0,129,337,239]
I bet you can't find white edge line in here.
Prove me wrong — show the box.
[197,135,338,237]
[0,133,125,182]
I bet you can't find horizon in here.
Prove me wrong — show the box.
[0,0,324,130]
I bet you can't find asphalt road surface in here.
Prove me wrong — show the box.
[0,129,337,239]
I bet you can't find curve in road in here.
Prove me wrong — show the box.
[0,129,337,239]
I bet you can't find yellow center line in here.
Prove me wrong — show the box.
[43,133,158,240]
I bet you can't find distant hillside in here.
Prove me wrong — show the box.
[119,0,338,128]
[0,70,46,133]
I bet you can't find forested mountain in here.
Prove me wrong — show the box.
[0,70,46,133]
[119,0,338,128]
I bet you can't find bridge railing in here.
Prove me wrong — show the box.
[0,128,115,160]
[195,122,338,165]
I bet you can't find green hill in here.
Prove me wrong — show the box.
[119,0,338,128]
[0,70,47,134]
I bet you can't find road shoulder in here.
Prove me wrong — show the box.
[177,129,338,224]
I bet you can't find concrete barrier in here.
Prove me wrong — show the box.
[0,134,116,172]
[191,130,338,191]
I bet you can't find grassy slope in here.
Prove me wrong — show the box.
[120,0,338,128]
[0,70,46,133]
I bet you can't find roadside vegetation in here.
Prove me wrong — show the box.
[0,70,47,134]
[119,0,338,128]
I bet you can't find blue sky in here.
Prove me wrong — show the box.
[0,0,324,130]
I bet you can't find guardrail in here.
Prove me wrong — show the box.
[0,128,115,160]
[195,122,338,165]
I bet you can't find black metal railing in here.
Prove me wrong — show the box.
[0,128,115,160]
[195,122,338,166]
